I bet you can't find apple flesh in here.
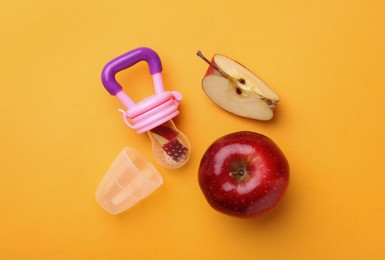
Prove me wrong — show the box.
[198,51,279,121]
[198,131,289,217]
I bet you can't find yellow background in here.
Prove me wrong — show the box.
[1,0,384,259]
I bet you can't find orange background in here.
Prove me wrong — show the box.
[1,0,385,259]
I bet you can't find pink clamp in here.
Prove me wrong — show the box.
[101,47,183,134]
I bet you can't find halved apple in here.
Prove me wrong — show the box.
[197,51,279,121]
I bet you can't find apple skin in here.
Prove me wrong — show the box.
[202,56,218,77]
[198,131,289,218]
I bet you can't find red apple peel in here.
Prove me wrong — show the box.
[198,131,289,218]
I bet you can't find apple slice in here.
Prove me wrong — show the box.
[150,125,179,141]
[197,51,279,121]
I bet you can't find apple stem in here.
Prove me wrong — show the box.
[196,50,217,69]
[197,50,230,79]
[229,169,247,179]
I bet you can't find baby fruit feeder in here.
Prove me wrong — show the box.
[101,47,191,169]
[95,47,190,215]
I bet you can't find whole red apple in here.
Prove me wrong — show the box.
[198,131,289,218]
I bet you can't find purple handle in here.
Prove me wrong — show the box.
[101,47,163,95]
